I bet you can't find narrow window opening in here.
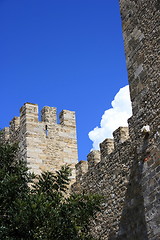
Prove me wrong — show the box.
[45,125,48,137]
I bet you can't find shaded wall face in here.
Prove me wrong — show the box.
[120,1,160,239]
[119,0,160,137]
[72,130,150,240]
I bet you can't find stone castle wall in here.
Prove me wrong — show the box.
[72,125,160,239]
[72,127,146,239]
[0,0,159,239]
[1,103,78,181]
[72,1,160,239]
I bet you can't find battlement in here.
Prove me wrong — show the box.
[113,126,129,148]
[1,102,78,178]
[75,126,130,181]
[0,127,10,141]
[87,150,101,170]
[75,160,88,181]
[100,138,114,158]
[18,102,76,128]
[10,117,20,131]
[41,106,57,123]
[59,110,76,127]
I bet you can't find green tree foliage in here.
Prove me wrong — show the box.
[0,142,102,240]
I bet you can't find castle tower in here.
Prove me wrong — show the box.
[119,0,159,138]
[1,103,78,181]
[119,1,160,239]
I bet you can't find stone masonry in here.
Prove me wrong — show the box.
[1,103,78,182]
[72,1,160,239]
[0,0,159,239]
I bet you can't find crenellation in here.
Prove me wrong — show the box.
[100,138,114,158]
[9,117,20,142]
[59,110,76,127]
[0,127,10,142]
[10,117,20,131]
[20,103,38,124]
[75,160,88,181]
[41,106,57,123]
[87,150,100,170]
[113,127,129,148]
[1,102,78,180]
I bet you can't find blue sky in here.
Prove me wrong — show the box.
[0,0,129,161]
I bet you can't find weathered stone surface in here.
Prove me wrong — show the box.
[0,1,159,239]
[1,102,78,182]
[72,1,160,239]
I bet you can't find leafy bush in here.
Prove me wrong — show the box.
[0,142,102,240]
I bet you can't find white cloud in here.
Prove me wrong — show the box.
[88,85,132,150]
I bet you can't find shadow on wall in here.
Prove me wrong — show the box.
[108,149,149,240]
